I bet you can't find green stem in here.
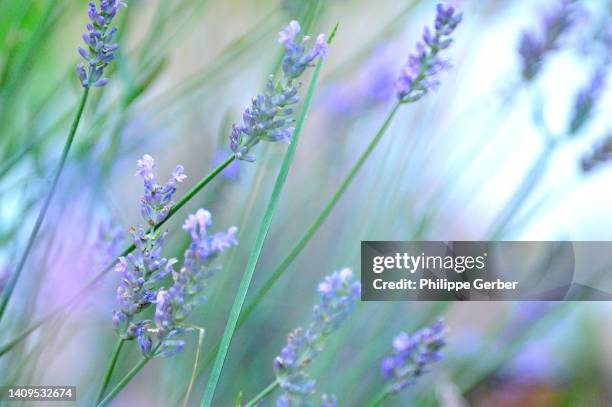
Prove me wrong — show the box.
[244,381,279,407]
[97,353,154,407]
[0,87,90,323]
[200,31,334,407]
[364,387,391,407]
[96,338,125,404]
[0,155,235,358]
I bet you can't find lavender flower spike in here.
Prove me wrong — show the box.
[142,208,238,357]
[396,3,462,103]
[230,21,328,162]
[77,0,126,87]
[581,133,612,173]
[136,154,186,226]
[518,0,577,81]
[274,269,360,405]
[569,68,607,135]
[381,320,447,394]
[112,155,184,341]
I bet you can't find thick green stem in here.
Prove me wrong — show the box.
[0,155,235,358]
[0,87,90,323]
[96,338,125,404]
[244,381,279,407]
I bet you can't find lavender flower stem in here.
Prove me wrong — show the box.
[201,26,336,407]
[0,87,90,323]
[97,343,161,407]
[363,387,392,407]
[0,154,236,358]
[95,338,125,404]
[244,380,280,407]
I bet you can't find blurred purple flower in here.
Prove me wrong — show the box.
[94,219,125,265]
[569,68,607,135]
[230,21,328,162]
[581,132,612,173]
[502,340,563,386]
[396,3,463,102]
[77,0,126,87]
[319,44,400,119]
[381,319,447,393]
[274,269,360,405]
[213,150,241,180]
[518,0,577,81]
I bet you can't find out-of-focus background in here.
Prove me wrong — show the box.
[0,0,611,405]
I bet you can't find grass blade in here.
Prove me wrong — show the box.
[95,338,125,404]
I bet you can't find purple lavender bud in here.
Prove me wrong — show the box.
[77,0,126,87]
[518,0,577,81]
[569,68,607,135]
[230,21,328,162]
[274,269,360,405]
[278,21,301,50]
[396,3,462,102]
[381,320,447,394]
[135,155,186,226]
[137,323,153,355]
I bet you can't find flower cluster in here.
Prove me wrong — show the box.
[112,227,176,339]
[77,0,126,88]
[569,69,607,135]
[112,156,183,340]
[395,3,462,102]
[274,269,360,405]
[136,154,186,226]
[518,0,577,81]
[381,320,447,393]
[230,21,328,162]
[143,209,238,356]
[581,133,612,173]
[112,156,237,358]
